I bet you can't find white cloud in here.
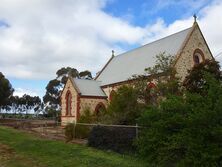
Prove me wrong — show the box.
[0,0,222,81]
[13,88,39,97]
[141,0,222,63]
[0,0,144,79]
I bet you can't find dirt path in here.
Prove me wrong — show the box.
[0,143,15,166]
[0,143,44,167]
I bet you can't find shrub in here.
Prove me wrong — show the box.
[65,123,75,142]
[88,125,136,153]
[75,124,91,139]
[136,74,222,166]
[79,108,95,123]
[183,60,222,94]
[101,85,144,125]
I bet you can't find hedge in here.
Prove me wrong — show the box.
[88,125,136,153]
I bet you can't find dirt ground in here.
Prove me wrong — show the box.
[0,119,87,145]
[0,143,46,167]
[0,143,15,163]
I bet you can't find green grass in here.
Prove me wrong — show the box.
[0,126,147,167]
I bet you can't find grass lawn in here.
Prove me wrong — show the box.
[0,126,147,167]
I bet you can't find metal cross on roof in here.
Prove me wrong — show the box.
[193,14,197,22]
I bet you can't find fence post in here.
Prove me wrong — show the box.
[45,122,47,135]
[136,123,138,139]
[56,121,58,136]
[73,122,76,139]
[42,124,44,135]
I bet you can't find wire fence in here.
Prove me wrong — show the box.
[73,122,140,139]
[0,118,142,143]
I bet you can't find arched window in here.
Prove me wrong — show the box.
[147,82,156,89]
[193,49,205,65]
[65,90,72,116]
[109,90,116,101]
[194,55,200,64]
[95,102,105,115]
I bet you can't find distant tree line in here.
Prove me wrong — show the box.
[0,72,43,117]
[0,67,92,119]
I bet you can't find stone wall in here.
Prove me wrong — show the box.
[61,79,78,126]
[175,24,213,81]
[102,86,120,101]
[79,97,107,115]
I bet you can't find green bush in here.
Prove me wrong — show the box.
[78,108,95,123]
[88,125,136,153]
[101,85,144,125]
[65,123,75,142]
[75,124,91,139]
[136,74,222,166]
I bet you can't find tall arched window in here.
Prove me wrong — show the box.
[95,102,105,115]
[109,90,116,101]
[65,90,72,116]
[193,49,205,65]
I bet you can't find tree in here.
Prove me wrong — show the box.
[43,67,92,117]
[133,52,181,106]
[183,59,222,94]
[79,70,92,79]
[8,94,42,117]
[101,86,144,125]
[0,72,14,111]
[136,73,222,166]
[99,53,180,125]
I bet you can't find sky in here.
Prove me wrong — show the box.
[0,0,222,98]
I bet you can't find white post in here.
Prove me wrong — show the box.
[136,123,138,139]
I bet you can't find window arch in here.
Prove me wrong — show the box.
[147,82,156,89]
[95,102,106,115]
[65,90,72,116]
[193,49,205,65]
[109,90,116,101]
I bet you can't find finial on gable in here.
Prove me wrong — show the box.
[68,70,72,78]
[193,14,197,23]
[112,50,115,58]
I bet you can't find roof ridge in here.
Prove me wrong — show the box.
[74,78,102,83]
[114,26,192,59]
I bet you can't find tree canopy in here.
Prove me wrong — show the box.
[135,57,222,166]
[137,73,222,166]
[0,72,14,107]
[43,67,92,117]
[183,59,222,94]
[9,94,42,115]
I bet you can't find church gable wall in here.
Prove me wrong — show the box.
[175,25,213,81]
[61,79,78,125]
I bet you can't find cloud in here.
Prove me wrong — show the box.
[13,88,39,97]
[140,0,222,63]
[142,0,211,17]
[0,0,222,81]
[0,0,144,79]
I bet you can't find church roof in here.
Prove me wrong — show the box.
[73,78,106,97]
[95,27,192,86]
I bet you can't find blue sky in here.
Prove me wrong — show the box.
[104,0,211,26]
[0,0,222,98]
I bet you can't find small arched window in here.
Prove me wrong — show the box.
[193,49,205,65]
[65,90,72,116]
[147,82,156,89]
[109,90,116,101]
[95,102,106,115]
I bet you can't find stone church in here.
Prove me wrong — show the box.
[61,21,214,125]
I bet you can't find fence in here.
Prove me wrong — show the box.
[0,118,66,140]
[72,122,140,139]
[0,118,142,143]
